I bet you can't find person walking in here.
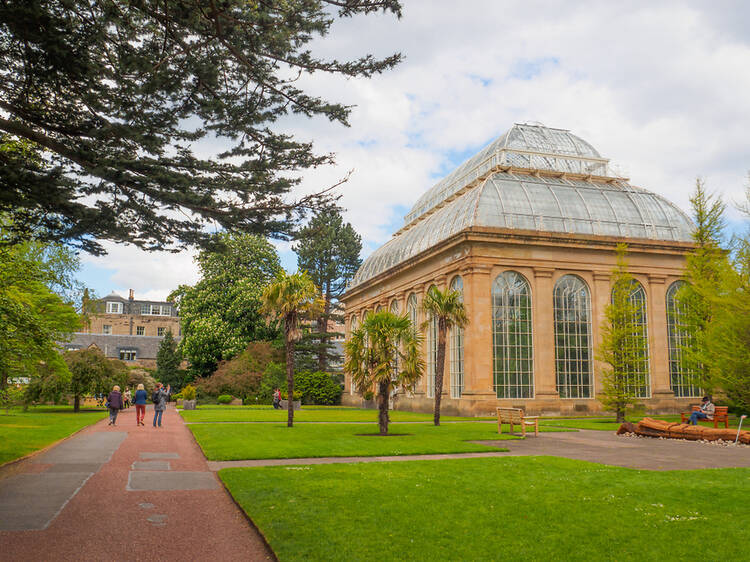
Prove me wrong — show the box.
[152,383,171,428]
[273,388,281,409]
[107,385,123,426]
[124,388,132,409]
[134,383,148,426]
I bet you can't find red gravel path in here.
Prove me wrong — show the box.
[1,406,274,561]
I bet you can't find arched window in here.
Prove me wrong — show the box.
[407,293,418,334]
[667,281,699,397]
[553,275,593,398]
[376,305,384,313]
[612,280,650,398]
[449,276,464,398]
[492,271,534,398]
[426,286,437,398]
[390,299,400,380]
[349,314,359,394]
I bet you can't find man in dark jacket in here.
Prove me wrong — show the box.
[107,385,123,426]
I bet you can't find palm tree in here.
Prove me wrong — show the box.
[344,311,424,435]
[422,286,469,426]
[262,270,322,427]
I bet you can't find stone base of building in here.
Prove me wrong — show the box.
[341,392,701,417]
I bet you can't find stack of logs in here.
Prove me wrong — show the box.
[617,417,750,444]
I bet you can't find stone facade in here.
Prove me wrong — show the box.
[67,290,182,368]
[341,124,697,416]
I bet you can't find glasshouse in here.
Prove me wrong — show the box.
[341,123,696,416]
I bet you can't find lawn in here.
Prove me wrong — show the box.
[189,421,527,460]
[0,406,105,465]
[180,405,490,423]
[220,457,750,561]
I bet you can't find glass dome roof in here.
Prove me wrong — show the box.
[349,124,694,289]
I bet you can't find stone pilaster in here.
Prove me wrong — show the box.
[591,271,611,396]
[460,265,494,399]
[532,268,558,398]
[647,274,674,399]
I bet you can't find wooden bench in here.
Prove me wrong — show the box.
[496,407,539,437]
[680,405,729,428]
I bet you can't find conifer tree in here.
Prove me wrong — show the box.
[597,244,650,422]
[677,179,729,392]
[0,1,403,254]
[156,330,186,390]
[294,208,362,371]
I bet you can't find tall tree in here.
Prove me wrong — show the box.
[294,208,362,371]
[421,286,468,426]
[0,223,80,391]
[597,244,650,422]
[170,233,281,377]
[344,310,424,435]
[0,1,402,255]
[699,182,750,410]
[262,270,322,427]
[63,349,129,412]
[155,330,187,390]
[676,179,729,391]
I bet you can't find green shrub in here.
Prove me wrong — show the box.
[363,390,374,401]
[195,341,281,398]
[281,390,302,401]
[182,384,197,401]
[294,371,343,405]
[259,361,286,403]
[217,394,233,404]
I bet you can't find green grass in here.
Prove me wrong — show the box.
[220,457,750,561]
[189,421,530,460]
[0,406,105,465]
[181,405,490,423]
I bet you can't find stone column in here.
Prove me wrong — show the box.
[647,274,674,400]
[460,265,494,401]
[532,268,559,399]
[591,272,610,396]
[412,283,426,396]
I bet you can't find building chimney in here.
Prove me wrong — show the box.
[129,289,134,301]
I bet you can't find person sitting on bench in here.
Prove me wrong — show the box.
[688,396,715,425]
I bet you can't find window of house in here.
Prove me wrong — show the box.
[553,275,593,398]
[106,302,122,314]
[119,349,137,361]
[140,304,150,315]
[102,324,112,335]
[136,326,145,336]
[492,271,534,399]
[157,327,166,337]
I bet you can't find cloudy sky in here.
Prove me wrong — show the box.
[80,0,750,301]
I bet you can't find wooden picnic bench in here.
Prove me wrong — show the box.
[680,405,729,428]
[496,407,539,437]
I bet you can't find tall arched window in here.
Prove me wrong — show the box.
[667,281,699,397]
[612,280,650,398]
[492,271,534,398]
[390,299,400,380]
[426,286,437,398]
[407,293,418,334]
[349,314,359,394]
[553,275,593,398]
[449,276,464,398]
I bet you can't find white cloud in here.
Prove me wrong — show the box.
[79,1,750,295]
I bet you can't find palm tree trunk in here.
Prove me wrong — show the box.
[434,319,447,426]
[286,334,295,428]
[378,380,390,435]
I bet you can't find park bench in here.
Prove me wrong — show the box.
[680,405,729,428]
[496,407,539,437]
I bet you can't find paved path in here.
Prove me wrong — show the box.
[209,429,750,472]
[0,405,273,561]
